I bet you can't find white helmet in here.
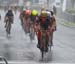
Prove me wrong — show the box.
[46,11,51,16]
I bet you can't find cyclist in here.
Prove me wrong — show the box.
[36,10,51,52]
[50,11,57,46]
[30,9,39,28]
[19,8,26,25]
[30,10,38,24]
[23,9,31,33]
[4,9,14,34]
[53,5,57,15]
[24,9,31,21]
[29,10,38,40]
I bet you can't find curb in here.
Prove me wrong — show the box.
[57,18,75,28]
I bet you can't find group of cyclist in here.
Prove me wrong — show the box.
[4,7,56,52]
[19,7,56,52]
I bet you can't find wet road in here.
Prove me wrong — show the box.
[0,10,75,63]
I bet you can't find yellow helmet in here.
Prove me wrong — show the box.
[41,11,47,17]
[31,10,38,16]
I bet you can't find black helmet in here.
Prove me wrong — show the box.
[50,11,54,16]
[8,9,12,13]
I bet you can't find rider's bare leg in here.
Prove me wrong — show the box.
[51,32,53,46]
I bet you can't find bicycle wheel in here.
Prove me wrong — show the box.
[6,21,11,36]
[41,39,47,60]
[41,50,44,61]
[40,32,47,60]
[49,41,52,51]
[29,26,35,40]
[22,23,28,34]
[6,22,9,35]
[49,33,52,51]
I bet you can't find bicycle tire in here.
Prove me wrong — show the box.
[6,20,11,36]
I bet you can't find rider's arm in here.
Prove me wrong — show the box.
[4,13,9,22]
[52,16,56,27]
[35,16,41,25]
[51,16,57,31]
[53,16,57,31]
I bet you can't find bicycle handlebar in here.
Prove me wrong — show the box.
[40,29,50,32]
[0,56,8,64]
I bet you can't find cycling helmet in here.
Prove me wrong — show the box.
[8,10,12,12]
[25,10,31,15]
[46,11,51,16]
[31,10,38,16]
[41,11,47,17]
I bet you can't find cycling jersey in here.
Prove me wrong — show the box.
[30,15,37,23]
[37,15,51,30]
